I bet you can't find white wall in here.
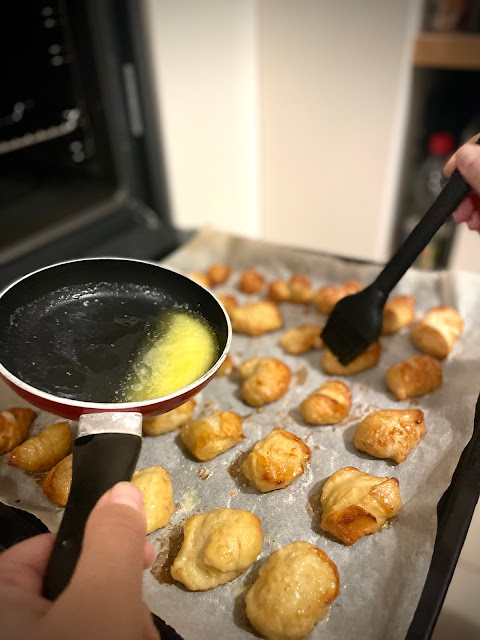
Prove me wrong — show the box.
[142,0,422,261]
[258,0,422,261]
[142,0,260,238]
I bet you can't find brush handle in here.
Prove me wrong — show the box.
[373,169,472,295]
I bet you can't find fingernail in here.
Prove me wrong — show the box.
[109,482,145,513]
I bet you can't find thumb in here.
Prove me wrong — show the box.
[48,483,150,640]
[71,482,147,598]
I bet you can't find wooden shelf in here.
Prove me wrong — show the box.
[414,32,480,70]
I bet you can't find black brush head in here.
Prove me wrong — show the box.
[321,285,387,365]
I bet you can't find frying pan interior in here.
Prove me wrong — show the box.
[0,259,229,404]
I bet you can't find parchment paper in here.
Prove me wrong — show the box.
[1,228,480,640]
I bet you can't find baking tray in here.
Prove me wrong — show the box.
[1,241,479,639]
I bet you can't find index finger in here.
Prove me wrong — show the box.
[0,533,55,596]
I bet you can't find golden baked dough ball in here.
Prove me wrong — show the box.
[245,541,339,640]
[320,466,402,546]
[242,428,311,492]
[353,409,426,463]
[171,508,262,590]
[386,354,442,400]
[180,410,244,461]
[217,294,238,318]
[410,305,463,359]
[313,280,363,314]
[322,341,381,376]
[8,421,71,472]
[131,466,174,533]
[279,324,323,355]
[42,454,73,507]
[0,407,36,455]
[269,274,313,304]
[239,269,265,294]
[216,353,235,376]
[206,263,231,286]
[382,295,416,335]
[231,301,283,336]
[239,357,291,407]
[142,399,196,436]
[300,380,351,425]
[188,271,211,289]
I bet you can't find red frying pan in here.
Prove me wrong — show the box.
[0,257,231,599]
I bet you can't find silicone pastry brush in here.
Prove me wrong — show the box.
[321,166,476,365]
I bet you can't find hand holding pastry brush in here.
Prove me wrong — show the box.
[321,165,476,365]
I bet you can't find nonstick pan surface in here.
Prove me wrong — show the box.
[0,258,230,412]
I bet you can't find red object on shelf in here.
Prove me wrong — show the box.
[428,131,456,156]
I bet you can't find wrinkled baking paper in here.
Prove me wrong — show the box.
[1,228,479,640]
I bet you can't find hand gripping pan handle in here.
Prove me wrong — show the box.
[43,412,142,600]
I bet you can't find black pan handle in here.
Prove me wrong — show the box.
[43,414,142,601]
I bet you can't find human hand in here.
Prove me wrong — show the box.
[444,133,480,231]
[0,482,160,640]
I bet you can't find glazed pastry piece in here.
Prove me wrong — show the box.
[42,454,72,507]
[382,295,416,335]
[410,305,463,359]
[386,354,442,400]
[171,508,262,590]
[353,409,426,463]
[300,380,351,425]
[231,301,283,336]
[206,263,231,286]
[180,410,244,461]
[216,353,235,376]
[131,466,174,533]
[239,269,265,294]
[217,294,238,318]
[313,280,363,314]
[279,325,323,355]
[188,271,211,289]
[320,466,402,546]
[322,342,381,376]
[242,428,311,492]
[142,399,196,436]
[0,408,36,455]
[239,357,291,407]
[8,421,71,472]
[245,541,339,640]
[268,274,313,304]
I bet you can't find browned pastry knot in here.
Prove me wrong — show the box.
[382,295,416,335]
[242,428,311,492]
[320,466,402,545]
[0,407,36,455]
[279,324,323,355]
[8,421,71,472]
[230,301,283,336]
[410,305,463,359]
[386,354,442,400]
[322,342,381,376]
[180,410,244,461]
[353,409,426,463]
[142,399,196,436]
[300,380,351,425]
[239,357,291,407]
[171,508,262,590]
[313,280,363,314]
[238,269,266,294]
[268,274,314,303]
[206,263,231,286]
[245,541,339,640]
